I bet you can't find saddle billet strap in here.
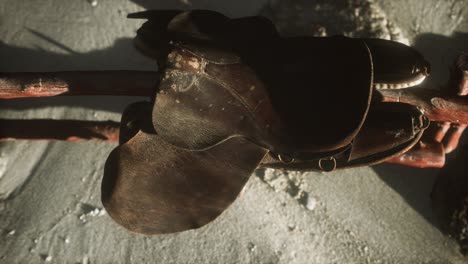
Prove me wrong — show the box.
[271,145,352,172]
[259,144,352,172]
[102,102,268,234]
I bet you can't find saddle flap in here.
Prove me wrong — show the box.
[102,102,267,234]
[153,64,268,150]
[348,102,429,162]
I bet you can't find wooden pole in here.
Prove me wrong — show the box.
[0,71,158,99]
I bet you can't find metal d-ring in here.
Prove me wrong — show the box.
[318,157,337,172]
[277,154,294,164]
[420,115,430,130]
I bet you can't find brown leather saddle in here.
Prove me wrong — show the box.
[102,10,431,234]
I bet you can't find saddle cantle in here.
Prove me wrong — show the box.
[102,10,431,234]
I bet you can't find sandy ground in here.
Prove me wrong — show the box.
[1,0,468,263]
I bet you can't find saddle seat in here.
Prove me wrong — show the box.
[152,15,374,161]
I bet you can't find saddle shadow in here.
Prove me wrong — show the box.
[373,137,468,230]
[431,143,468,238]
[371,32,468,226]
[412,32,468,88]
[371,163,440,225]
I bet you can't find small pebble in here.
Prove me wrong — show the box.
[305,196,317,211]
[90,208,100,217]
[7,230,15,236]
[247,242,256,252]
[0,155,7,180]
[88,0,98,7]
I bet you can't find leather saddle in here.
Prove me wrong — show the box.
[102,10,431,234]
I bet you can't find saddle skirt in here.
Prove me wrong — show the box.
[102,10,430,234]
